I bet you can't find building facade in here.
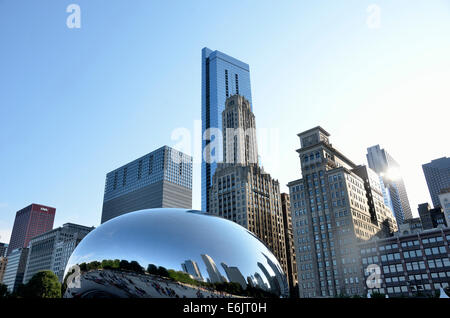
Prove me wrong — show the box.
[208,95,288,281]
[397,218,423,236]
[439,188,450,228]
[422,157,450,208]
[418,203,447,230]
[2,248,29,293]
[367,145,413,225]
[23,223,94,283]
[101,145,192,223]
[201,47,252,212]
[361,227,450,297]
[280,193,299,296]
[222,95,258,166]
[0,243,8,258]
[0,257,7,283]
[288,127,398,297]
[7,204,56,256]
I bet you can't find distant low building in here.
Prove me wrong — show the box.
[360,227,450,297]
[418,203,447,230]
[396,218,423,236]
[23,223,94,283]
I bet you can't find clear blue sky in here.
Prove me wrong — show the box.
[1,0,449,242]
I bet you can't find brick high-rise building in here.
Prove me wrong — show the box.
[209,95,289,290]
[7,204,56,256]
[288,127,397,297]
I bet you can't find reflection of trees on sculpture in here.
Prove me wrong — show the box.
[69,259,278,298]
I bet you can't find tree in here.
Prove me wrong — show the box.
[147,264,158,275]
[370,291,386,298]
[129,261,144,274]
[119,260,130,271]
[0,283,9,298]
[24,270,62,298]
[157,266,169,278]
[87,261,101,271]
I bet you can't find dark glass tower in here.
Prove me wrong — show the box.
[101,146,192,223]
[201,47,252,212]
[422,157,450,208]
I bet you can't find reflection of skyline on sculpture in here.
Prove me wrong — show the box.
[64,208,288,297]
[180,253,279,293]
[181,259,203,281]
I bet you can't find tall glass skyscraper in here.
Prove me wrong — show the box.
[366,145,412,225]
[201,47,252,211]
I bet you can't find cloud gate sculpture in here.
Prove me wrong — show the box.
[63,208,289,298]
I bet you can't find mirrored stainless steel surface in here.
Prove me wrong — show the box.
[64,208,288,298]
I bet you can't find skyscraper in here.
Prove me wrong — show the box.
[208,95,289,279]
[201,254,225,283]
[23,223,94,283]
[181,260,203,281]
[366,145,413,224]
[221,262,247,289]
[101,146,192,223]
[7,204,56,256]
[288,127,397,297]
[422,157,450,208]
[201,47,252,212]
